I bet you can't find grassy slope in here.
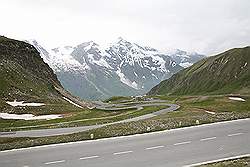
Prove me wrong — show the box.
[0,36,89,114]
[148,47,250,96]
[0,36,62,100]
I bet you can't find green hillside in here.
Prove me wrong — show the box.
[0,36,87,114]
[148,46,250,96]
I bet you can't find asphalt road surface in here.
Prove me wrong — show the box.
[1,118,249,167]
[0,101,179,137]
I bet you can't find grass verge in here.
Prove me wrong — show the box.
[199,157,250,167]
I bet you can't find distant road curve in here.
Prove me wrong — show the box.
[0,100,180,137]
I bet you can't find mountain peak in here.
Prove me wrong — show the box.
[78,41,98,47]
[117,37,125,41]
[115,37,131,45]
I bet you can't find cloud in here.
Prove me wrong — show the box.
[0,0,249,55]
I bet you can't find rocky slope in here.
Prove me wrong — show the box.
[0,36,88,113]
[148,47,250,96]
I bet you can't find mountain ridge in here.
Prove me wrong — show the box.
[148,46,250,96]
[27,38,205,100]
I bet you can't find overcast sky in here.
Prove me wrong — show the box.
[1,0,250,55]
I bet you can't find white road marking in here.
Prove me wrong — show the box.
[113,150,133,155]
[174,141,191,146]
[44,160,65,165]
[219,146,224,151]
[200,137,217,141]
[183,154,250,167]
[145,145,165,150]
[79,155,99,160]
[228,132,243,137]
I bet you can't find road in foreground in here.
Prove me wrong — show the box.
[0,119,249,167]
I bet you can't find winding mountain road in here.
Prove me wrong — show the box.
[0,100,179,137]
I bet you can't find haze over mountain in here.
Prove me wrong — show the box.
[148,46,250,96]
[27,38,205,100]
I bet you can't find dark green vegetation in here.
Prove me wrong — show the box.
[103,96,133,103]
[1,36,60,101]
[103,96,153,104]
[199,157,250,167]
[148,47,250,96]
[1,95,249,151]
[0,36,88,114]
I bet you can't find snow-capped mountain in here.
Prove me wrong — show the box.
[26,40,89,73]
[168,49,205,68]
[27,38,205,100]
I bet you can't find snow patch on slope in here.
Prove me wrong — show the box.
[87,54,113,69]
[63,97,83,108]
[27,40,89,73]
[116,69,139,90]
[50,46,89,73]
[6,100,45,107]
[229,97,245,102]
[179,62,193,68]
[0,113,62,120]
